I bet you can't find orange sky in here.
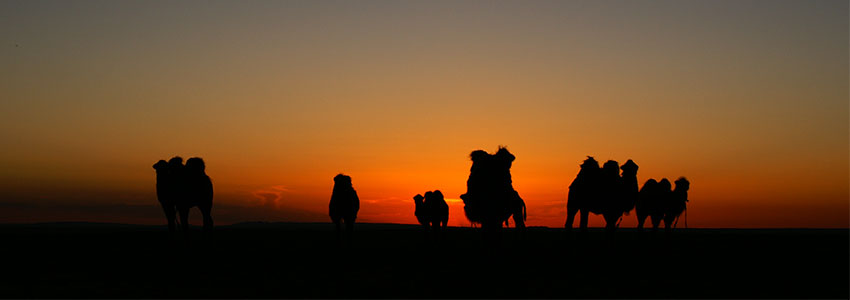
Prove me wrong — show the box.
[0,0,847,228]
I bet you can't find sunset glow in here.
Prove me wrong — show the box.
[0,0,847,228]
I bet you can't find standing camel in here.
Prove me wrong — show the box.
[152,156,214,235]
[329,174,360,240]
[663,177,690,232]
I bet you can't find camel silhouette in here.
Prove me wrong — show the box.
[619,159,640,218]
[413,190,449,236]
[460,147,526,240]
[152,156,214,235]
[182,157,214,234]
[566,157,639,233]
[565,157,601,232]
[635,178,660,231]
[664,177,690,232]
[413,193,429,229]
[329,174,359,240]
[153,159,179,233]
[656,178,673,231]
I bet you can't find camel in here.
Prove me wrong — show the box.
[413,194,429,229]
[329,174,360,239]
[565,156,602,232]
[152,156,214,235]
[182,157,213,233]
[413,190,450,234]
[635,179,659,231]
[460,147,526,239]
[566,157,639,233]
[663,177,690,232]
[153,158,179,233]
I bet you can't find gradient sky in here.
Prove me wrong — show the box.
[1,0,847,228]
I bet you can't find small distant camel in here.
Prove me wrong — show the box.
[635,178,659,231]
[460,147,526,238]
[329,174,360,239]
[152,156,214,235]
[153,158,179,233]
[183,157,214,233]
[619,159,640,218]
[663,177,690,232]
[636,178,673,232]
[413,190,449,232]
[413,194,428,228]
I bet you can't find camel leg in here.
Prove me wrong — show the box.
[332,218,342,243]
[178,207,190,239]
[604,214,618,234]
[565,206,578,230]
[513,213,525,230]
[579,209,590,233]
[161,204,177,234]
[663,216,674,234]
[344,216,355,236]
[200,205,213,234]
[512,212,526,241]
[650,214,662,232]
[637,213,647,232]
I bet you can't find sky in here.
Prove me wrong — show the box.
[0,0,847,228]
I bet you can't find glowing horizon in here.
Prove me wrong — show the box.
[0,0,847,228]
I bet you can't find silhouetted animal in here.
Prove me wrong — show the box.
[182,157,214,233]
[653,178,673,230]
[619,159,640,216]
[412,190,450,233]
[566,157,639,233]
[413,194,428,228]
[460,147,526,236]
[152,156,214,235]
[153,159,179,233]
[663,177,690,232]
[425,190,449,230]
[565,157,602,232]
[329,174,360,238]
[635,178,659,231]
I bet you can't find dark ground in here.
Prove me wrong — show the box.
[0,222,846,299]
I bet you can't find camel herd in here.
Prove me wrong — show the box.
[153,147,689,238]
[566,156,690,233]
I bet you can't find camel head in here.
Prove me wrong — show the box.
[333,173,352,189]
[674,177,690,194]
[469,150,490,163]
[153,160,168,173]
[620,159,638,176]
